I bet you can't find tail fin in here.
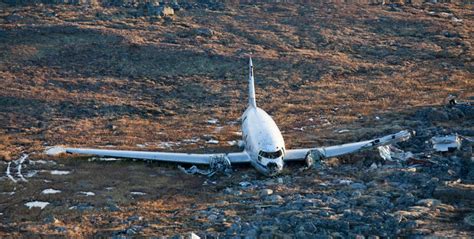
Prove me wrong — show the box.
[248,57,257,108]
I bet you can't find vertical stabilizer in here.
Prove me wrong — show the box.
[248,57,257,108]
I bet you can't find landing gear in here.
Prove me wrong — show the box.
[209,155,232,175]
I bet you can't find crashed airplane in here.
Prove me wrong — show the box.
[48,57,411,176]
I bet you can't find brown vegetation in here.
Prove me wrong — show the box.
[0,1,473,237]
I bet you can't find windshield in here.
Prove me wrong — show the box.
[259,150,283,159]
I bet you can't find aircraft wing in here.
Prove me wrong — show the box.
[47,147,251,164]
[284,130,411,161]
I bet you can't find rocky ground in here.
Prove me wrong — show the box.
[0,0,473,237]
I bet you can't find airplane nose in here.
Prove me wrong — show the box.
[267,162,279,173]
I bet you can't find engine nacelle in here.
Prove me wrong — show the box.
[304,149,324,168]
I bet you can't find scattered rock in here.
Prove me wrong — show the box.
[239,181,252,188]
[416,199,441,208]
[5,14,23,23]
[207,214,218,222]
[350,183,367,190]
[259,189,273,197]
[464,214,474,227]
[416,108,449,122]
[54,226,67,233]
[266,195,284,203]
[195,28,214,37]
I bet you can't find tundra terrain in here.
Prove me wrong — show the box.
[0,1,473,237]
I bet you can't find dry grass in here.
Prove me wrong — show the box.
[0,1,473,237]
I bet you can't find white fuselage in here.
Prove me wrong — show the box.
[241,106,285,176]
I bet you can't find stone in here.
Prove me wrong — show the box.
[216,200,228,206]
[447,107,464,120]
[434,184,474,202]
[160,6,175,16]
[223,187,233,194]
[416,199,441,207]
[195,28,214,37]
[260,189,273,197]
[416,108,449,122]
[464,214,474,227]
[350,183,367,190]
[207,214,218,222]
[54,226,67,233]
[456,105,474,118]
[395,193,417,207]
[267,195,284,203]
[233,190,243,196]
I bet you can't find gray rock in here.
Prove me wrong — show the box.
[351,190,363,198]
[43,215,57,224]
[267,195,283,203]
[195,28,214,37]
[244,228,258,238]
[54,226,67,233]
[456,105,474,118]
[416,199,441,207]
[416,108,449,122]
[464,214,474,227]
[216,200,229,206]
[223,187,233,194]
[207,214,218,221]
[260,189,273,197]
[127,215,142,222]
[350,183,367,190]
[5,14,23,23]
[395,193,417,207]
[233,190,243,196]
[107,203,121,212]
[447,107,465,120]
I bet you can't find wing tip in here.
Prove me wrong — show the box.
[44,146,67,156]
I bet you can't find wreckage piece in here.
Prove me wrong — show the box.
[304,149,324,168]
[5,154,29,183]
[431,134,461,152]
[49,147,251,165]
[285,130,412,162]
[178,155,232,176]
[378,145,414,161]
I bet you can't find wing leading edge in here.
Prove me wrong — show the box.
[61,148,251,164]
[284,130,412,161]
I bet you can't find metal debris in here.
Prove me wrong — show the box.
[178,155,232,177]
[5,154,29,183]
[431,134,461,152]
[6,162,16,183]
[304,149,324,168]
[178,165,213,176]
[378,145,414,161]
[25,201,49,209]
[239,181,252,188]
[16,154,28,182]
[45,146,66,156]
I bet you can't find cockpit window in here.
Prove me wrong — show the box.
[258,150,283,159]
